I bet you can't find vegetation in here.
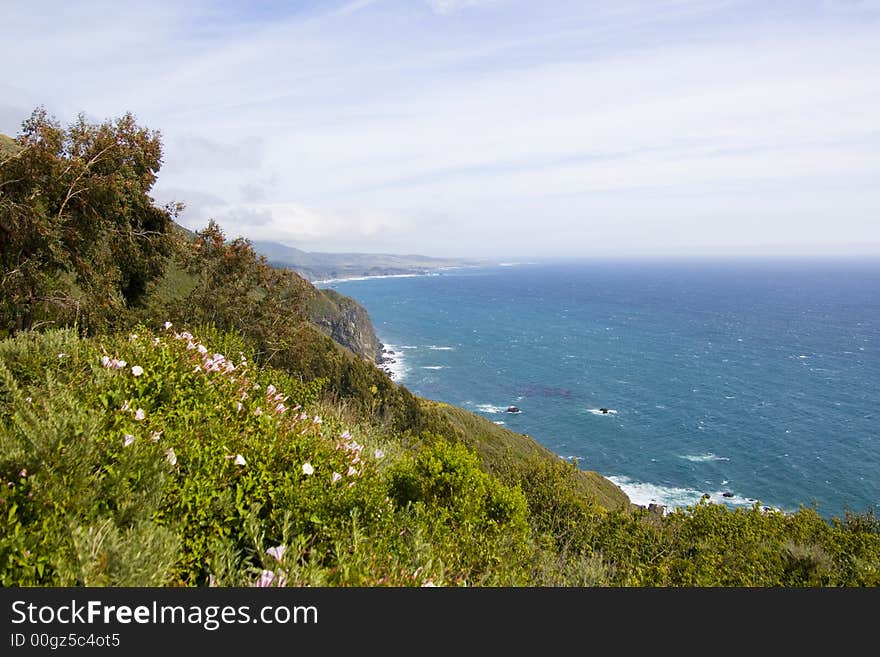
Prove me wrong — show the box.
[1,108,878,587]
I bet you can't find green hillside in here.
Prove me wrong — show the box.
[3,110,879,588]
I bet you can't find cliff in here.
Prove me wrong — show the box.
[307,287,382,362]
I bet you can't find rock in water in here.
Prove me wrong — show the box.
[506,406,520,413]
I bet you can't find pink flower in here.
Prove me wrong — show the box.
[197,344,208,355]
[255,570,275,588]
[267,545,286,563]
[234,454,247,466]
[313,415,323,424]
[236,402,243,412]
[101,355,111,368]
[134,408,146,421]
[275,403,286,414]
[331,472,342,484]
[253,407,263,417]
[163,321,173,330]
[302,462,314,476]
[121,400,131,412]
[340,430,352,440]
[149,431,162,442]
[421,580,437,587]
[266,385,276,396]
[347,466,358,477]
[124,434,135,447]
[374,449,385,459]
[131,365,144,377]
[153,337,161,346]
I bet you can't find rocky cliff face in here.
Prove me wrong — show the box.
[308,288,382,362]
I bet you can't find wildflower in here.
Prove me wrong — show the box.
[300,412,309,420]
[19,469,26,478]
[208,574,217,587]
[331,472,342,484]
[57,352,67,359]
[422,580,437,587]
[254,407,263,417]
[131,365,144,377]
[302,462,314,476]
[193,364,202,373]
[236,402,243,413]
[101,355,111,368]
[347,466,358,477]
[165,448,177,466]
[374,449,385,460]
[255,570,276,587]
[340,430,352,440]
[134,408,146,421]
[186,341,196,351]
[348,481,355,489]
[112,359,127,370]
[197,344,208,355]
[266,385,276,396]
[267,545,287,563]
[25,397,32,404]
[121,400,131,412]
[234,454,247,466]
[149,431,162,442]
[153,337,161,346]
[163,321,173,330]
[275,403,287,414]
[124,434,135,447]
[313,415,323,425]
[129,334,138,341]
[180,331,193,340]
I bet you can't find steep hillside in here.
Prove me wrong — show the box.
[307,287,382,362]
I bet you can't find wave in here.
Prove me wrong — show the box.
[421,365,447,370]
[493,421,506,425]
[313,273,426,285]
[378,343,408,383]
[427,345,455,351]
[679,453,730,463]
[608,475,772,511]
[472,403,507,414]
[588,408,618,416]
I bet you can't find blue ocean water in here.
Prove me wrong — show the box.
[322,261,880,518]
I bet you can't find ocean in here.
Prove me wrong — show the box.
[320,260,880,518]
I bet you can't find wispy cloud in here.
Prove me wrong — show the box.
[2,0,879,256]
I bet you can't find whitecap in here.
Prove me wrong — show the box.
[421,366,447,370]
[493,421,506,425]
[474,404,507,414]
[679,453,730,463]
[427,345,455,351]
[588,408,618,416]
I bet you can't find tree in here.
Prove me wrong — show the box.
[0,107,179,335]
[172,220,312,364]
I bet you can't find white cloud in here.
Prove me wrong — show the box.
[426,0,501,14]
[2,0,879,256]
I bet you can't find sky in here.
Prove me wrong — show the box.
[2,0,880,258]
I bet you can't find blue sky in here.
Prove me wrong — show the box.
[2,0,879,257]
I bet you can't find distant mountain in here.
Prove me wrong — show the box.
[252,240,488,282]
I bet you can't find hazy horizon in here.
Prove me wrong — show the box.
[3,0,879,258]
